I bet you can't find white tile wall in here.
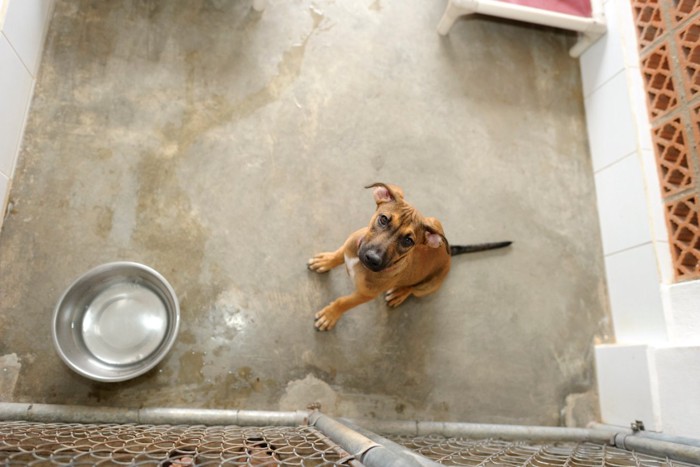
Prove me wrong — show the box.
[582,0,671,343]
[611,0,643,67]
[0,0,8,30]
[0,34,34,178]
[594,154,653,255]
[628,69,653,153]
[584,71,640,172]
[3,0,54,76]
[604,244,668,344]
[579,0,628,97]
[595,344,661,431]
[583,0,675,345]
[0,0,54,232]
[640,150,670,243]
[654,240,674,286]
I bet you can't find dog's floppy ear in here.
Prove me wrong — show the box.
[365,183,404,205]
[423,217,447,249]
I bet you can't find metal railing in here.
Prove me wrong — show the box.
[390,435,699,467]
[1,403,700,466]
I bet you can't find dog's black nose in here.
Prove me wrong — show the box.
[363,250,383,270]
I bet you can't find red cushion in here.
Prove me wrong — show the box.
[495,0,592,17]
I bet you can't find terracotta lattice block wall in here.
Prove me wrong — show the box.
[652,116,694,196]
[632,0,665,48]
[632,0,700,280]
[642,42,679,118]
[666,195,700,276]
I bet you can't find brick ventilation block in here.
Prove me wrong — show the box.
[653,116,694,196]
[671,0,700,25]
[666,195,700,279]
[631,0,665,50]
[676,21,700,99]
[693,101,700,149]
[642,42,679,120]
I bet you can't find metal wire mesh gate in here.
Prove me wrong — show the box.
[0,421,356,466]
[1,403,700,466]
[390,436,700,467]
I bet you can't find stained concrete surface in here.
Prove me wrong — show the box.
[0,0,611,425]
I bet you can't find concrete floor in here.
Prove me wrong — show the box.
[0,0,612,426]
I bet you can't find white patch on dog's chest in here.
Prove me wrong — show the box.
[344,253,360,280]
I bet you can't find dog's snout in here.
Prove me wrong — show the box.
[362,250,384,271]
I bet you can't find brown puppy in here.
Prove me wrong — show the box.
[308,183,511,331]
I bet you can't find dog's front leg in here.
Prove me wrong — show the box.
[307,246,345,273]
[308,228,366,273]
[314,291,375,331]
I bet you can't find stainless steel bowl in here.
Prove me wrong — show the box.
[52,262,180,382]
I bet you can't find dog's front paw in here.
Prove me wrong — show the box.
[307,252,338,273]
[314,306,341,331]
[385,287,412,308]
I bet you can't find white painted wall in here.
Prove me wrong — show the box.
[662,281,700,345]
[595,344,661,430]
[580,0,700,438]
[0,0,54,232]
[654,346,700,436]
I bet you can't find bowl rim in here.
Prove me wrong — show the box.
[52,261,180,383]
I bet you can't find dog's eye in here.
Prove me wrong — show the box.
[400,236,415,248]
[377,215,390,227]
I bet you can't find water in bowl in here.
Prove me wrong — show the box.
[81,282,168,365]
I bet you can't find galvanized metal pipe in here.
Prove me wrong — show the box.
[612,432,700,465]
[0,403,308,427]
[3,403,700,464]
[351,418,700,464]
[309,411,427,467]
[339,418,441,467]
[590,423,700,449]
[352,419,614,443]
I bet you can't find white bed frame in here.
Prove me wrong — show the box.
[437,0,607,57]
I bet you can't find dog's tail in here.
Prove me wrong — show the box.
[450,241,512,256]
